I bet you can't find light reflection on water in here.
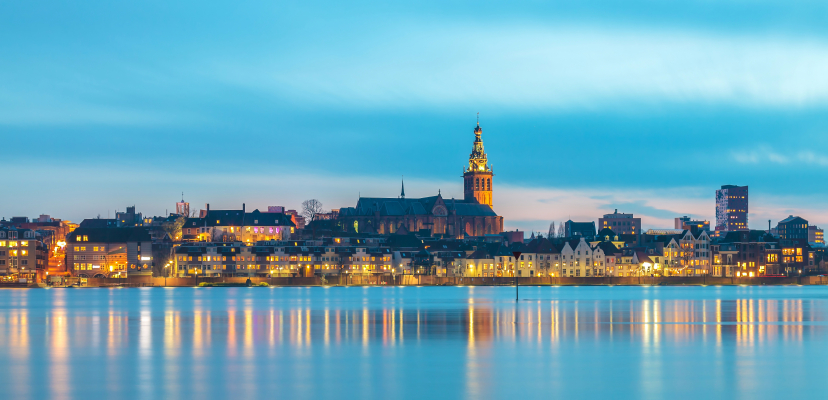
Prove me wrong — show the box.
[0,286,826,399]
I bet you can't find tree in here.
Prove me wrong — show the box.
[162,215,187,241]
[302,199,325,223]
[557,223,565,239]
[548,222,556,239]
[302,199,326,239]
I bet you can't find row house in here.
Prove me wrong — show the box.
[514,238,562,277]
[173,242,393,277]
[462,248,495,277]
[642,230,712,276]
[560,238,607,277]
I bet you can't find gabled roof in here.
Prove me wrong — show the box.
[594,241,621,255]
[779,215,807,225]
[467,249,492,259]
[191,209,295,228]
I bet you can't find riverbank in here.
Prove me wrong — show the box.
[7,275,827,288]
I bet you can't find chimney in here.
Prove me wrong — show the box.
[206,203,210,212]
[243,203,246,213]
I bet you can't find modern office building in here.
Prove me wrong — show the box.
[715,185,748,231]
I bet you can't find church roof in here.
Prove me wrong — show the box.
[348,194,498,217]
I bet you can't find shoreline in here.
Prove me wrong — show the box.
[9,275,828,288]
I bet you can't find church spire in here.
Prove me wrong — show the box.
[400,176,405,199]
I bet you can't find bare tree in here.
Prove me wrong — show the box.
[557,223,565,239]
[302,199,324,222]
[302,199,325,239]
[548,222,556,239]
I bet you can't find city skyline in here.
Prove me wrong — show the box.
[3,0,828,232]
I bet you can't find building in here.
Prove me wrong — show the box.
[715,185,748,231]
[463,120,493,207]
[285,210,306,230]
[339,192,503,237]
[182,205,296,242]
[710,230,814,276]
[776,216,808,240]
[66,227,153,277]
[599,210,640,235]
[338,121,504,238]
[809,225,824,245]
[115,206,143,227]
[0,227,48,281]
[176,194,190,217]
[565,220,596,239]
[674,216,710,232]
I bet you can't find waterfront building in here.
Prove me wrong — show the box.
[715,185,748,231]
[66,227,153,277]
[520,238,563,277]
[560,237,598,277]
[173,240,394,278]
[0,227,48,281]
[598,210,640,235]
[710,230,814,276]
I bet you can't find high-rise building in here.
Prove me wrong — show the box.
[599,210,640,235]
[463,120,493,207]
[715,185,748,231]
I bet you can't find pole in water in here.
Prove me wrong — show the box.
[512,251,522,301]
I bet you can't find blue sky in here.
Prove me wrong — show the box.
[2,0,828,232]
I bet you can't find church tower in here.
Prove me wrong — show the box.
[463,119,494,207]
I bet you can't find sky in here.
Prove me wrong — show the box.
[2,0,828,233]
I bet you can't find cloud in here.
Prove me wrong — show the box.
[732,146,828,167]
[207,22,828,111]
[4,163,828,235]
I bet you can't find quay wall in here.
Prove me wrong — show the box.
[61,275,828,288]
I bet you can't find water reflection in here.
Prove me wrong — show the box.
[0,287,826,399]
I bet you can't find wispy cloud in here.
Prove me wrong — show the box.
[732,146,828,167]
[207,23,828,110]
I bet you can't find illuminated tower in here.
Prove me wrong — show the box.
[176,192,190,217]
[463,120,493,207]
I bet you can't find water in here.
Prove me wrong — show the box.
[1,286,826,400]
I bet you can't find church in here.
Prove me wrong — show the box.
[338,121,504,237]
